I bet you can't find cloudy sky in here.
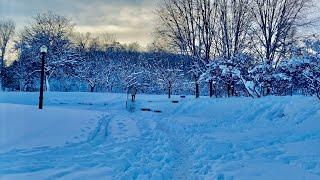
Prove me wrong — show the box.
[0,0,319,47]
[0,0,158,46]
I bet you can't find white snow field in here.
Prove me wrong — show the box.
[0,92,319,179]
[0,103,103,153]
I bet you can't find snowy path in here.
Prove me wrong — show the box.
[0,109,176,179]
[156,117,194,179]
[108,116,141,143]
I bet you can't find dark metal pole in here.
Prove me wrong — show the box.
[39,52,45,109]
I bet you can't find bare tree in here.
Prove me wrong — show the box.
[73,32,119,92]
[0,19,15,91]
[196,0,220,97]
[215,0,252,96]
[215,0,251,58]
[250,0,312,95]
[157,0,252,97]
[72,32,92,51]
[251,0,311,63]
[147,56,184,98]
[157,0,219,98]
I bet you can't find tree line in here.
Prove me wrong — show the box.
[0,0,319,99]
[1,12,191,97]
[157,0,319,99]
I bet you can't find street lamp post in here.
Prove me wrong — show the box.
[39,45,47,109]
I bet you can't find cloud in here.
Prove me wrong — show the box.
[0,0,157,46]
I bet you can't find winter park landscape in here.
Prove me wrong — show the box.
[0,0,320,179]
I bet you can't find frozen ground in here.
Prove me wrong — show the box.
[0,92,319,179]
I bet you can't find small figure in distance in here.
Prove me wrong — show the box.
[130,86,137,102]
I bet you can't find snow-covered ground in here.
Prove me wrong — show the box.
[0,103,103,153]
[0,92,319,179]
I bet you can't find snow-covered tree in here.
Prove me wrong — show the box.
[147,53,184,98]
[16,12,76,91]
[0,19,15,91]
[157,0,218,98]
[291,37,320,99]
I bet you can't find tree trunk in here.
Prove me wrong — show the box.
[0,79,3,92]
[0,53,4,91]
[195,75,200,98]
[195,82,200,98]
[90,85,95,92]
[209,80,213,98]
[231,83,234,97]
[168,81,172,99]
[19,80,23,92]
[264,82,271,96]
[263,82,269,96]
[227,83,232,97]
[45,76,50,92]
[215,83,218,98]
[316,82,320,100]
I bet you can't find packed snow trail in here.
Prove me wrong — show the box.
[0,93,320,179]
[0,118,168,179]
[161,124,194,179]
[0,107,177,179]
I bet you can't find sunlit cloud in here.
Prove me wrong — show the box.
[0,0,157,46]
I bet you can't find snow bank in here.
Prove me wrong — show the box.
[0,103,103,153]
[154,96,320,179]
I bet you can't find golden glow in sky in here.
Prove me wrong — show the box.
[0,0,157,46]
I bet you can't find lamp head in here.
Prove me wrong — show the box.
[40,45,48,54]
